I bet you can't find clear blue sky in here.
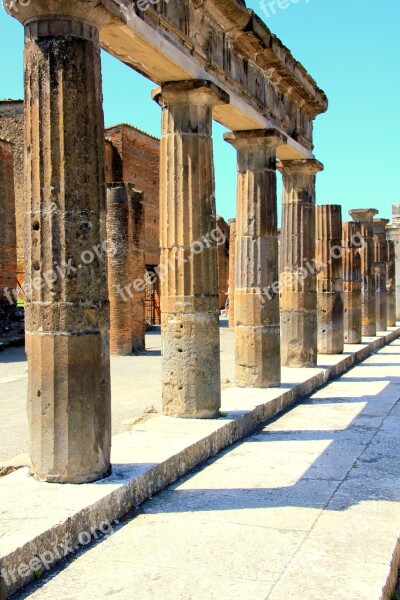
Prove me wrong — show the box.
[1,0,399,222]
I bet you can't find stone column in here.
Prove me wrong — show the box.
[316,205,344,354]
[342,221,362,344]
[128,186,146,352]
[278,159,324,367]
[224,129,285,387]
[106,183,132,355]
[373,218,389,332]
[386,240,396,327]
[386,205,400,320]
[152,80,229,418]
[349,209,378,337]
[228,219,236,328]
[0,139,17,327]
[15,2,111,482]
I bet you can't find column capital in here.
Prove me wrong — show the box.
[223,128,286,150]
[277,158,324,175]
[4,0,110,33]
[152,80,229,108]
[349,208,378,223]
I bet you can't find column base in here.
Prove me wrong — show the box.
[162,311,221,418]
[26,331,111,484]
[281,309,317,368]
[317,292,344,355]
[235,325,280,388]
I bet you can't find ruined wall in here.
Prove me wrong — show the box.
[0,101,24,283]
[216,216,230,311]
[105,125,160,267]
[0,138,17,327]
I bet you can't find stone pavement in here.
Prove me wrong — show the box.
[14,338,400,599]
[0,321,234,462]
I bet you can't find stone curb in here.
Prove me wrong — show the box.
[1,327,399,599]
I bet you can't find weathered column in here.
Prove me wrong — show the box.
[106,183,132,355]
[386,205,400,320]
[279,159,324,367]
[228,219,236,328]
[0,139,17,328]
[316,205,344,354]
[224,129,285,387]
[128,185,146,352]
[342,221,362,344]
[349,209,378,337]
[153,80,229,418]
[373,218,389,332]
[386,240,396,327]
[14,1,111,482]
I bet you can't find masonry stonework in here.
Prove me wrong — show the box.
[0,138,17,328]
[342,221,362,344]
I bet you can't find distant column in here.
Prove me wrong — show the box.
[224,129,285,387]
[373,218,389,332]
[128,185,146,352]
[386,240,396,327]
[342,221,362,344]
[106,183,132,355]
[316,205,344,354]
[386,205,400,320]
[349,209,378,337]
[279,159,324,367]
[228,219,236,328]
[0,139,17,327]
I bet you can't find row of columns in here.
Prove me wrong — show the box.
[11,3,397,484]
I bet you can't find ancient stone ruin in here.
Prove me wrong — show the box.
[0,0,398,486]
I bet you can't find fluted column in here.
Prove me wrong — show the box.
[386,205,400,320]
[128,186,146,352]
[349,209,378,337]
[316,205,344,354]
[152,80,229,418]
[228,219,236,328]
[278,159,324,367]
[224,129,285,387]
[15,2,111,482]
[373,218,389,332]
[386,240,396,327]
[106,183,132,355]
[342,221,362,343]
[0,139,17,326]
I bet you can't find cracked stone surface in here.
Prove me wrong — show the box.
[13,338,400,600]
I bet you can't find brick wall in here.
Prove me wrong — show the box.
[0,101,24,284]
[0,138,17,314]
[105,124,160,267]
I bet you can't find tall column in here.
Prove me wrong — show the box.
[106,183,132,355]
[279,159,324,367]
[386,205,400,320]
[316,205,344,354]
[128,186,146,352]
[15,2,111,482]
[349,209,378,337]
[0,139,17,327]
[342,221,362,344]
[153,80,229,418]
[228,219,236,328]
[373,218,389,332]
[224,129,285,387]
[386,240,396,327]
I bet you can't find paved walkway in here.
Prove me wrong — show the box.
[0,321,234,461]
[15,339,400,599]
